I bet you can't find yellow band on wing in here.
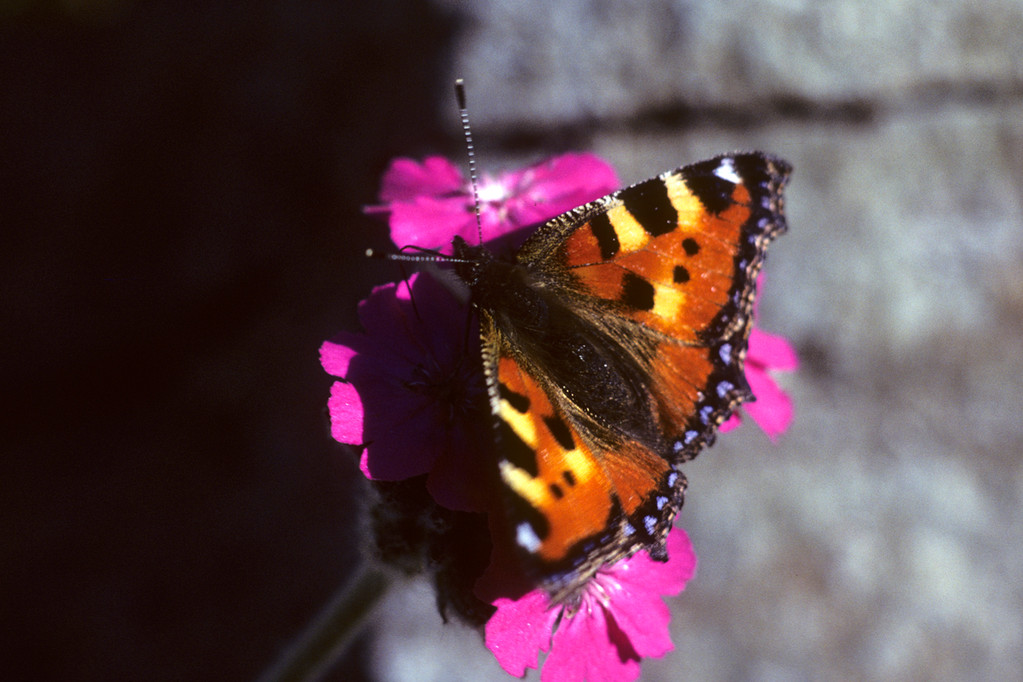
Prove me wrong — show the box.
[561,447,598,485]
[500,399,537,448]
[651,281,686,323]
[500,460,548,507]
[663,173,705,225]
[606,204,649,252]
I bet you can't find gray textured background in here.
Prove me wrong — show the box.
[4,1,1021,680]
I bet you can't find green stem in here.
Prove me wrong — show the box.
[258,565,392,682]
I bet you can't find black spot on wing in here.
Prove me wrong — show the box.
[500,383,530,413]
[543,414,575,451]
[682,237,700,255]
[589,213,620,260]
[681,160,734,214]
[621,272,655,311]
[498,421,539,477]
[673,264,690,283]
[622,177,677,236]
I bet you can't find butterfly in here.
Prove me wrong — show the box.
[450,152,791,601]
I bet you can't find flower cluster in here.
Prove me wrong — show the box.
[321,153,797,680]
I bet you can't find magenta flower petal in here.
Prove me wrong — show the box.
[662,527,699,586]
[737,328,798,441]
[319,338,357,382]
[375,156,474,250]
[544,602,641,682]
[486,591,558,676]
[484,528,696,681]
[502,153,621,227]
[378,153,620,254]
[744,359,795,441]
[595,576,674,658]
[326,380,364,449]
[602,532,696,659]
[389,197,475,251]
[379,156,464,202]
[748,327,799,371]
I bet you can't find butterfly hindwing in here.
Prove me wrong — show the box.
[454,152,790,599]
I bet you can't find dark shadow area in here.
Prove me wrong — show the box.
[0,2,458,680]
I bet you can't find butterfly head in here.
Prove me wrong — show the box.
[451,235,495,288]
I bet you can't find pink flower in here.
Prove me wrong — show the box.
[319,272,492,511]
[372,153,620,252]
[740,327,799,439]
[485,528,697,682]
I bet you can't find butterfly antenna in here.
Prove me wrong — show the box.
[455,79,485,245]
[364,245,467,264]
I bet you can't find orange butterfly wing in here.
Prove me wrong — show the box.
[455,152,790,600]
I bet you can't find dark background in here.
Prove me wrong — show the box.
[3,3,459,679]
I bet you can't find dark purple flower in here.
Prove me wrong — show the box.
[320,272,490,511]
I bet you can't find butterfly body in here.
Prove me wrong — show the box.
[453,152,791,601]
